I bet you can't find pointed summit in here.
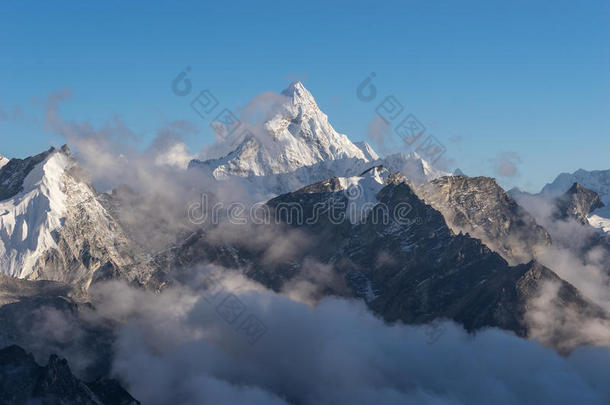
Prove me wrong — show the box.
[281,81,319,112]
[191,81,373,183]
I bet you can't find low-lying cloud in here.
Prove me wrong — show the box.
[82,274,610,405]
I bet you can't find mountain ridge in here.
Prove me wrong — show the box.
[0,147,154,287]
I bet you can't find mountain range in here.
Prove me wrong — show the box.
[1,81,610,402]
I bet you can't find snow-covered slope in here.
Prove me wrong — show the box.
[191,81,370,179]
[0,147,150,286]
[588,206,610,234]
[354,141,379,161]
[190,82,448,196]
[0,156,8,170]
[542,169,610,234]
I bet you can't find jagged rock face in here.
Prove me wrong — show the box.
[156,173,605,343]
[554,182,605,224]
[0,345,138,405]
[542,168,610,235]
[416,175,551,265]
[268,178,607,344]
[0,147,154,288]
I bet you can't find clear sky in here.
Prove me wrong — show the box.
[1,0,608,192]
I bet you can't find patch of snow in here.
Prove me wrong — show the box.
[0,156,8,170]
[588,205,610,234]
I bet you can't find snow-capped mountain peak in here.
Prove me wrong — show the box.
[189,82,450,197]
[541,168,610,235]
[0,146,148,285]
[0,148,72,277]
[542,169,610,204]
[191,82,371,181]
[280,81,319,112]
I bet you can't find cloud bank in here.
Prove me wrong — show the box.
[82,274,610,405]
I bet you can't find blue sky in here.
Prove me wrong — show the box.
[1,0,608,192]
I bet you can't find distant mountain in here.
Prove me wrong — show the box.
[0,146,153,287]
[542,169,610,235]
[0,345,138,405]
[554,182,605,225]
[189,82,448,196]
[542,169,610,203]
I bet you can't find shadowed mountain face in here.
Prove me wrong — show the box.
[0,345,138,405]
[416,175,551,265]
[0,147,56,201]
[270,176,603,338]
[154,173,606,346]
